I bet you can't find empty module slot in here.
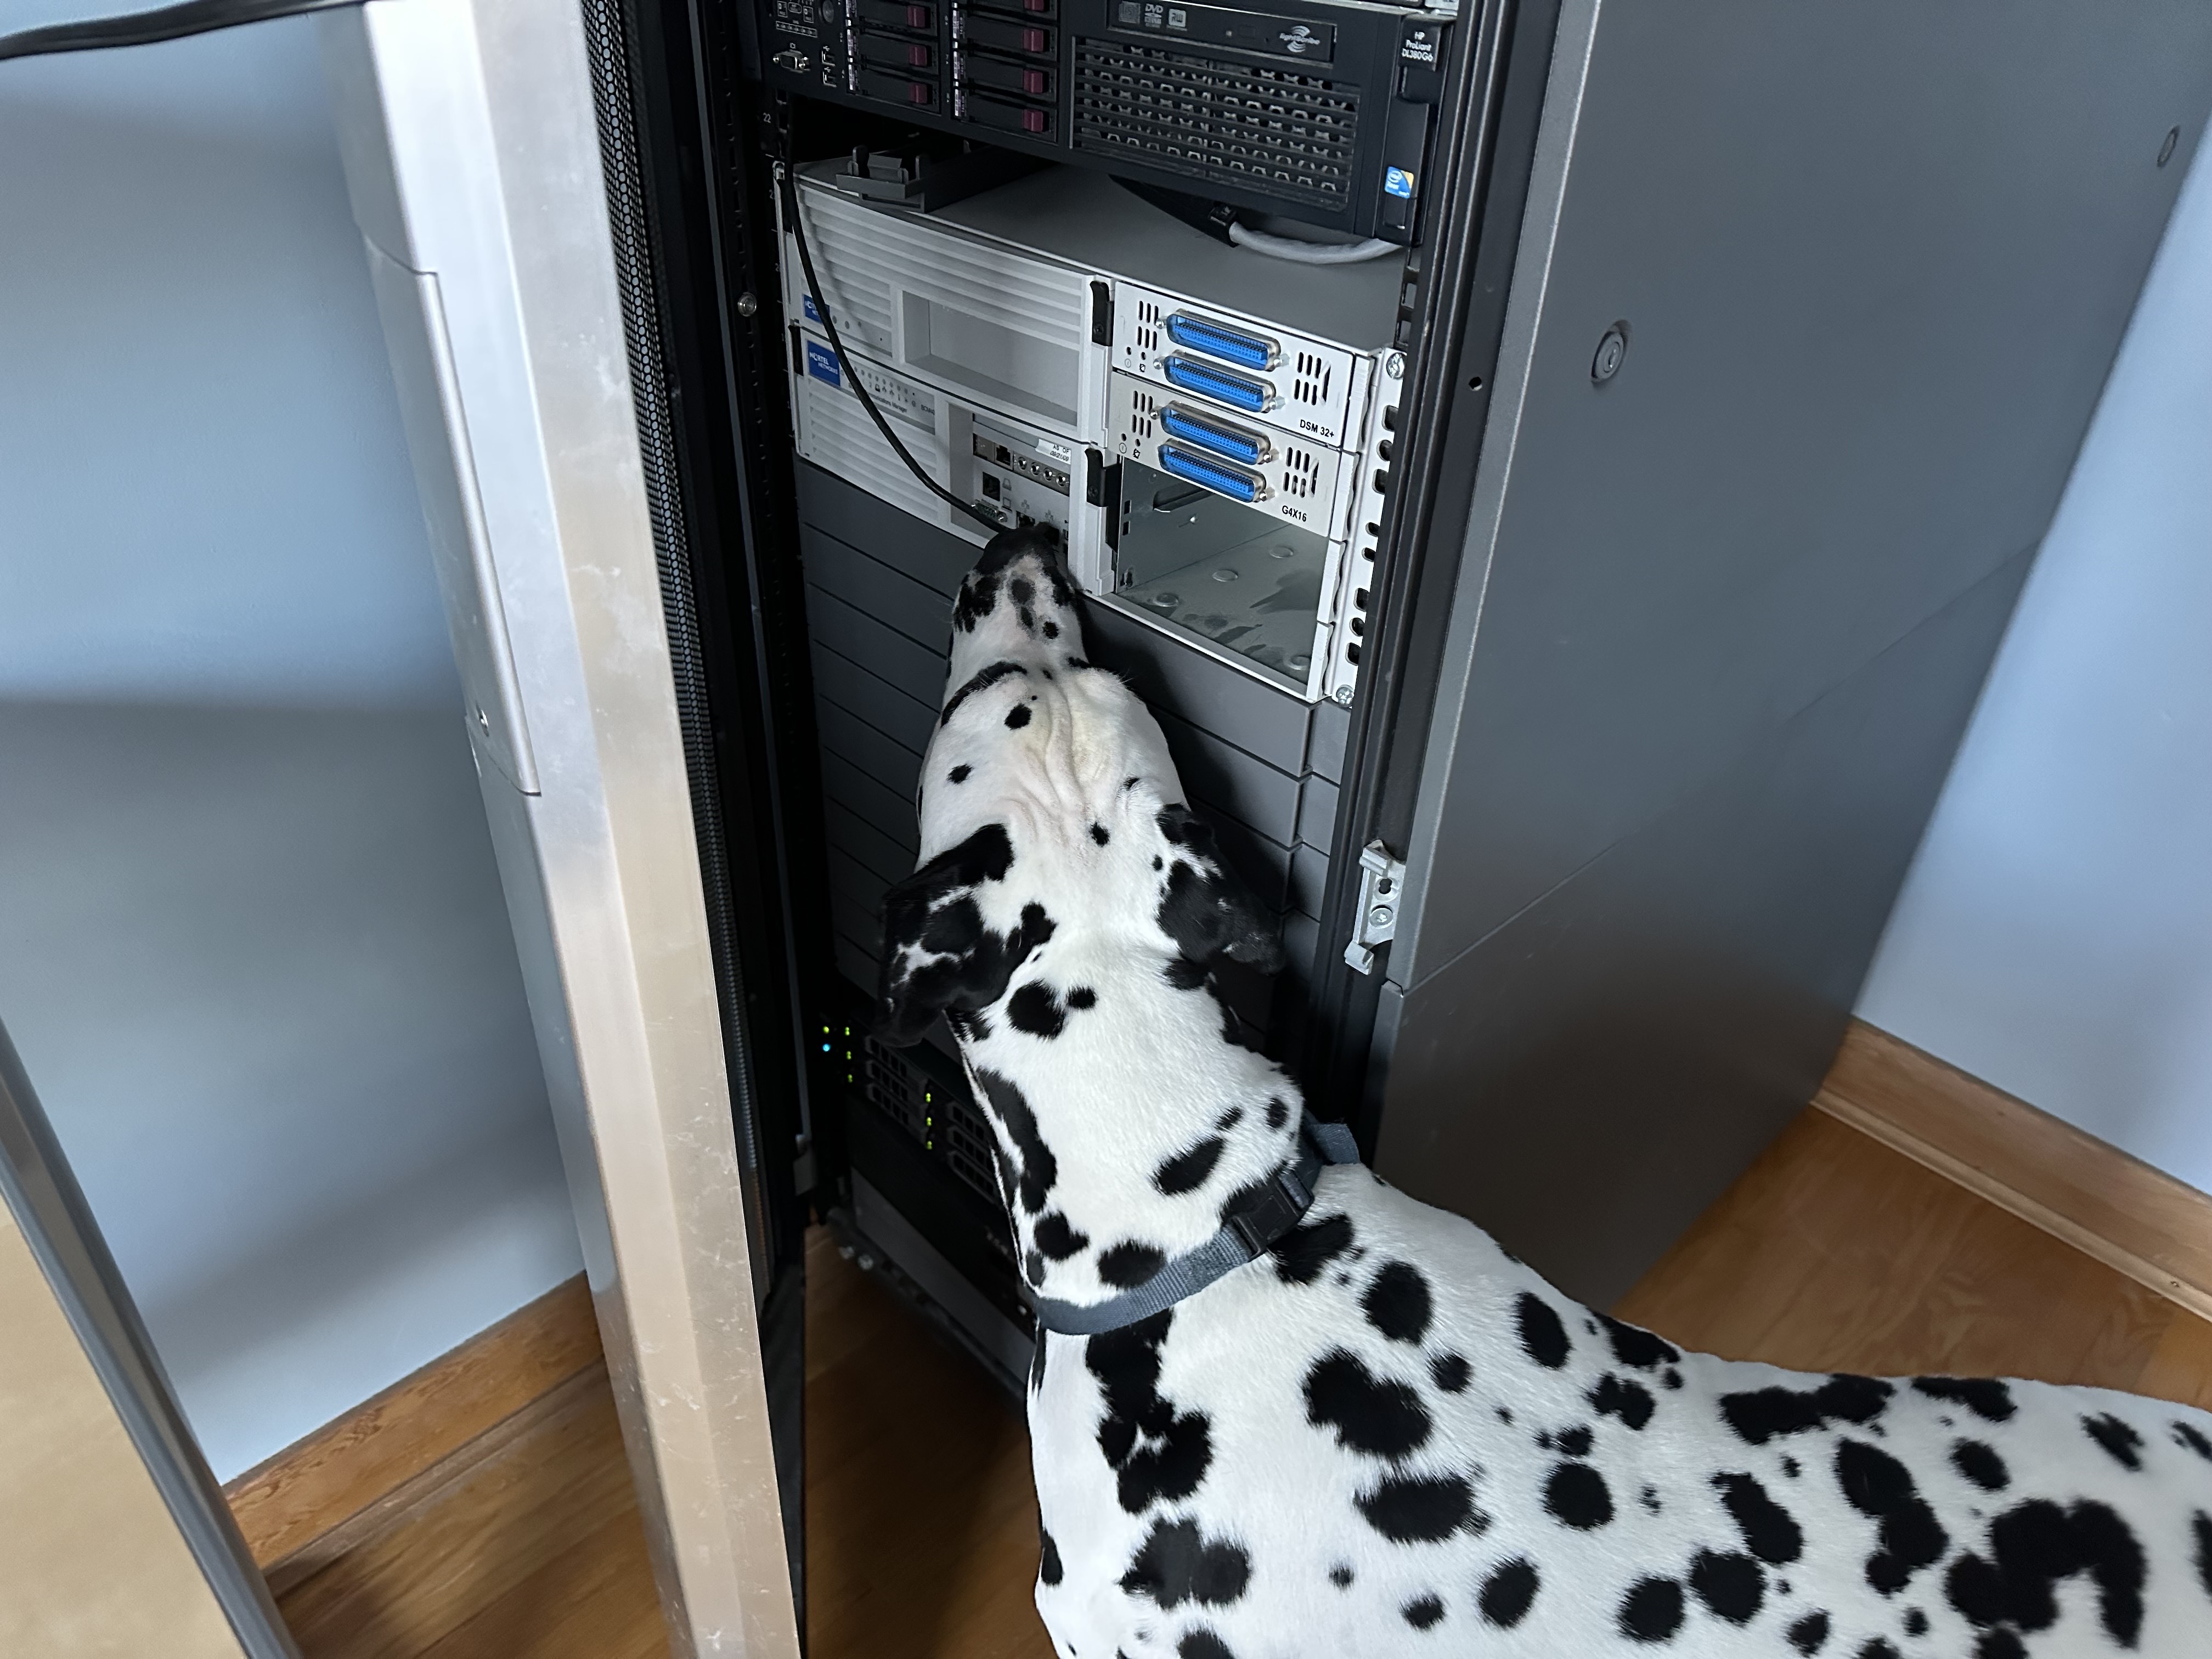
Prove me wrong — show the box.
[1162,356,1277,415]
[1164,313,1280,371]
[1159,443,1264,503]
[1159,405,1269,466]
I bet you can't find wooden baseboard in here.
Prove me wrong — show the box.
[222,1273,602,1567]
[1814,1020,2212,1325]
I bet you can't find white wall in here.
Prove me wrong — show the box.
[0,19,581,1477]
[1858,127,2212,1198]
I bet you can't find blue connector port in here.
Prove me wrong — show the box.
[1159,406,1269,466]
[1159,443,1263,504]
[1165,313,1280,370]
[1162,355,1276,415]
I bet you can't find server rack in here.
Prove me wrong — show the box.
[338,0,2211,1643]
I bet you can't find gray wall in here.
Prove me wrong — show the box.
[1858,129,2212,1198]
[0,19,579,1478]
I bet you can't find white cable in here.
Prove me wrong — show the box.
[1226,223,1400,264]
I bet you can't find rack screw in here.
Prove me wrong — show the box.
[737,291,759,317]
[1368,904,1394,929]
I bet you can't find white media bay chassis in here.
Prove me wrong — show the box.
[781,162,1404,706]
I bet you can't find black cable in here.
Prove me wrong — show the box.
[0,0,359,63]
[778,166,1001,535]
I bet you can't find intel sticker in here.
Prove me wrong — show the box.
[1384,167,1416,200]
[805,339,841,387]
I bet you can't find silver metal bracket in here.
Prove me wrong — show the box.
[1343,840,1407,975]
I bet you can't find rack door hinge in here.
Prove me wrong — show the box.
[1343,840,1407,975]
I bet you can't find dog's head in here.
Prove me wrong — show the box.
[874,527,1283,1046]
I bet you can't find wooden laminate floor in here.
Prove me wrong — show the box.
[275,1110,2212,1658]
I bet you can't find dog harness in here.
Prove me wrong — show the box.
[1027,1111,1363,1336]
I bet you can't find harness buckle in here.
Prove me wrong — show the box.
[1224,1160,1314,1259]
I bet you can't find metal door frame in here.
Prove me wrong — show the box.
[319,3,801,1652]
[0,1021,298,1659]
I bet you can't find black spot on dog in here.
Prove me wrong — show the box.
[948,764,971,783]
[1598,1314,1680,1370]
[1008,982,1065,1037]
[1618,1577,1684,1642]
[941,660,1026,726]
[1515,1294,1571,1368]
[1097,1243,1166,1289]
[1029,1334,1048,1395]
[1857,1641,1901,1659]
[1006,703,1032,729]
[1903,1607,1928,1637]
[1590,1373,1655,1430]
[1722,1375,1893,1445]
[1271,1214,1355,1284]
[1265,1096,1289,1130]
[2194,1511,2212,1599]
[1038,1528,1062,1585]
[1119,1517,1250,1609]
[1946,1497,2145,1647]
[1974,1634,2026,1659]
[1329,1564,1353,1588]
[1163,955,1209,990]
[1663,1368,1683,1389]
[1836,1440,1948,1595]
[1690,1549,1765,1623]
[952,571,1000,633]
[1034,1211,1089,1261]
[1402,1594,1444,1630]
[1640,1485,1661,1514]
[1782,1457,1801,1477]
[1712,1472,1803,1564]
[2081,1413,2142,1470]
[1214,1106,1242,1131]
[1177,1632,1235,1659]
[1152,806,1285,974]
[1024,1248,1045,1285]
[1043,619,1059,638]
[972,1068,1058,1213]
[1355,1473,1477,1543]
[1950,1441,2008,1492]
[1067,986,1097,1010]
[1305,1351,1431,1459]
[1362,1262,1432,1344]
[1544,1463,1612,1530]
[2173,1420,2212,1461]
[1086,1312,1212,1514]
[1479,1559,1539,1628]
[1911,1377,2016,1423]
[1786,1610,1831,1653]
[1554,1425,1593,1458]
[1430,1353,1470,1392]
[1010,575,1035,606]
[1091,822,1110,845]
[1154,1138,1225,1195]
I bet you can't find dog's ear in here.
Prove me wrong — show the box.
[874,822,1051,1045]
[1154,803,1286,975]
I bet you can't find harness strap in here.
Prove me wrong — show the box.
[1026,1112,1362,1336]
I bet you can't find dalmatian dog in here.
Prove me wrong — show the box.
[874,526,2212,1659]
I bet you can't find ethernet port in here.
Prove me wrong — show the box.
[1111,458,1327,695]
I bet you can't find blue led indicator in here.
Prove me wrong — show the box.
[1384,166,1416,199]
